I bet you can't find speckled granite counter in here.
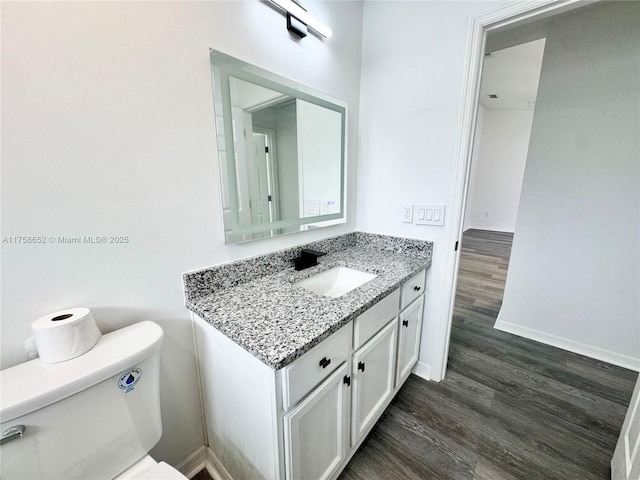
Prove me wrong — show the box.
[183,232,433,370]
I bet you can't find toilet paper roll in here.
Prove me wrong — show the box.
[32,308,102,363]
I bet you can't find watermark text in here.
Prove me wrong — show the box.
[2,235,130,245]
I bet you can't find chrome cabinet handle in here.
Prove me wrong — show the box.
[1,425,25,445]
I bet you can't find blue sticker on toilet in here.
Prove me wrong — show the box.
[118,368,142,393]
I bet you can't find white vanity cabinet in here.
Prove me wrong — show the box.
[396,269,426,388]
[192,268,427,480]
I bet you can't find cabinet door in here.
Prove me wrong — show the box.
[283,362,351,480]
[351,320,397,445]
[396,296,424,388]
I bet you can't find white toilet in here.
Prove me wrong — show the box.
[0,321,187,479]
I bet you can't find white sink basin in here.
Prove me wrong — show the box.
[295,266,377,298]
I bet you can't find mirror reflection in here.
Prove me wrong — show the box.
[210,50,347,244]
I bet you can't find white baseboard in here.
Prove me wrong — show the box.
[205,447,234,480]
[175,445,207,478]
[412,360,432,380]
[494,319,640,372]
[463,225,515,233]
[175,446,234,480]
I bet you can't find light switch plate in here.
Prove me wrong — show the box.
[415,204,445,226]
[401,204,414,223]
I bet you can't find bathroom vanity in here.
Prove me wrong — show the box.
[184,232,432,480]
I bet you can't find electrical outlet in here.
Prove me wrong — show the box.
[401,204,414,223]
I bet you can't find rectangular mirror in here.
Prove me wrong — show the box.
[210,50,347,244]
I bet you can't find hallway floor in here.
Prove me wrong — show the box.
[339,229,637,480]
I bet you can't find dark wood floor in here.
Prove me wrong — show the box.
[192,468,213,480]
[339,229,638,480]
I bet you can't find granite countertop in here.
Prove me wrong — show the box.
[184,233,432,370]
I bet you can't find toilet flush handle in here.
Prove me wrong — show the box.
[1,425,25,445]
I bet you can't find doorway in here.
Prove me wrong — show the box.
[432,2,637,380]
[453,37,545,344]
[463,39,544,234]
[431,2,639,475]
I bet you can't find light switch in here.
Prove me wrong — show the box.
[304,199,321,216]
[415,204,446,226]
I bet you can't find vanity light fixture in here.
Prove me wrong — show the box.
[287,12,308,38]
[269,0,333,38]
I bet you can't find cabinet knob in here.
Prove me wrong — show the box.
[343,375,351,386]
[357,361,365,372]
[319,357,331,369]
[402,319,409,327]
[413,285,421,292]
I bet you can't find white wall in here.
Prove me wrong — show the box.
[358,0,503,379]
[464,108,533,232]
[496,1,640,370]
[275,104,301,225]
[299,100,342,216]
[1,0,363,468]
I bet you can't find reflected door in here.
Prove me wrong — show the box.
[249,133,273,233]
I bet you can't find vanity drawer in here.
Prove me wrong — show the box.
[353,289,400,350]
[281,322,351,411]
[401,269,426,309]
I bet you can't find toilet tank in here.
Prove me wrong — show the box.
[0,321,164,480]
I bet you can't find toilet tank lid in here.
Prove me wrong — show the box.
[0,321,164,422]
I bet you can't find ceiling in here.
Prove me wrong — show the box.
[478,38,546,110]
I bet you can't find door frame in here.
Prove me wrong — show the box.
[253,127,281,223]
[433,0,596,382]
[612,375,640,479]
